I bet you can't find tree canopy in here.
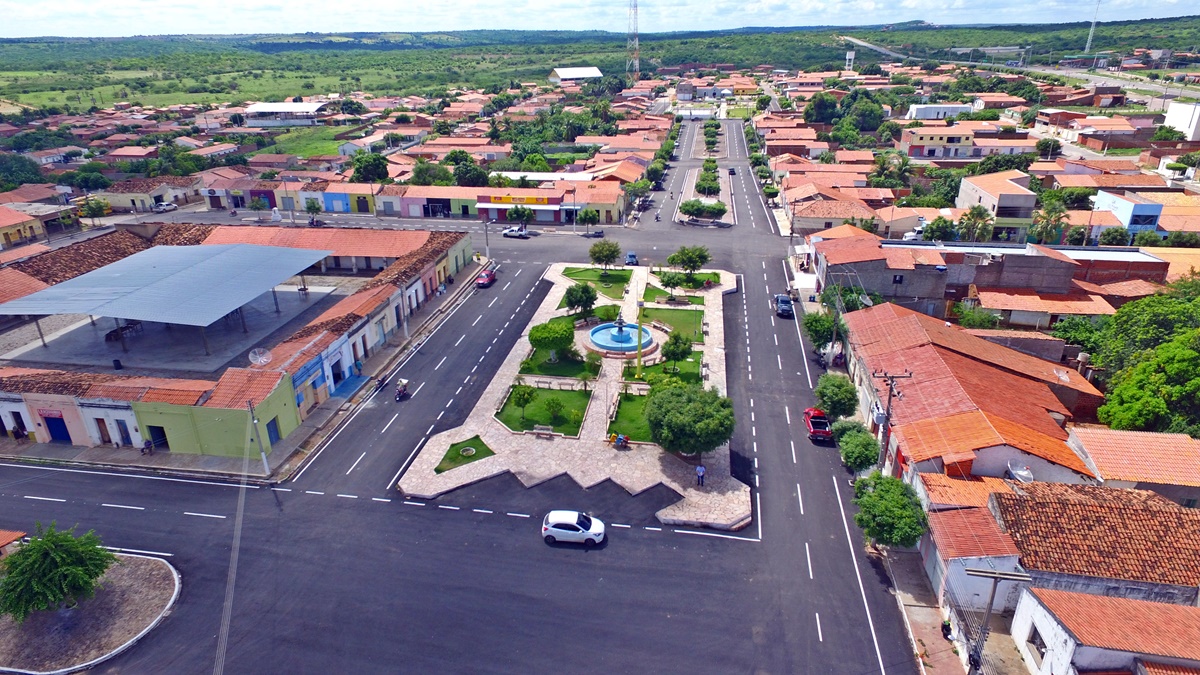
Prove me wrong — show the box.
[351,152,389,183]
[666,245,711,279]
[1099,328,1200,437]
[528,320,575,362]
[815,373,858,420]
[644,383,735,456]
[588,239,621,272]
[0,522,117,624]
[563,282,597,315]
[853,473,928,547]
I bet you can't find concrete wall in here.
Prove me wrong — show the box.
[22,393,89,445]
[971,333,1065,362]
[1164,101,1200,141]
[1030,570,1199,606]
[823,261,948,316]
[1011,587,1079,675]
[77,401,144,448]
[971,252,1078,294]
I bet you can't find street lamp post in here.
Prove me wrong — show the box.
[484,218,495,261]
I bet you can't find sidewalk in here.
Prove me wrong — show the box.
[884,549,965,675]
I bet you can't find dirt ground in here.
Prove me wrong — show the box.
[0,554,176,672]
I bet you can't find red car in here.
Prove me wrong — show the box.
[475,270,497,288]
[804,407,833,443]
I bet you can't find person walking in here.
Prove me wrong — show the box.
[696,464,706,487]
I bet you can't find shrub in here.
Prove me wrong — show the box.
[831,420,869,443]
[840,431,880,472]
[679,199,727,219]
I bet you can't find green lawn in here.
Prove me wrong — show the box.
[497,387,593,436]
[640,307,705,343]
[643,284,704,305]
[563,267,632,299]
[727,107,754,119]
[519,348,599,378]
[607,394,653,442]
[435,435,496,474]
[654,270,719,289]
[623,350,703,384]
[1101,147,1145,156]
[253,126,345,157]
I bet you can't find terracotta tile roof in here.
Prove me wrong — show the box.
[919,473,1013,508]
[1072,426,1200,487]
[365,231,466,290]
[995,483,1200,586]
[103,176,200,194]
[0,243,49,265]
[805,223,881,242]
[1142,664,1200,675]
[0,205,37,228]
[1094,278,1161,297]
[813,236,887,265]
[85,377,214,405]
[0,529,24,547]
[12,230,151,285]
[975,287,1116,315]
[0,183,60,204]
[0,267,49,303]
[792,199,876,220]
[202,368,284,409]
[150,223,216,246]
[1157,214,1200,233]
[928,507,1018,560]
[1030,588,1200,662]
[1055,173,1167,189]
[1063,209,1123,227]
[202,225,429,259]
[961,169,1034,198]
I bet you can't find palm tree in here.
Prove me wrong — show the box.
[1030,201,1069,244]
[957,204,995,242]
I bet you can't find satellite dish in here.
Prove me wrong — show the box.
[248,348,273,366]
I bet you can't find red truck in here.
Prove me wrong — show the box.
[804,407,833,444]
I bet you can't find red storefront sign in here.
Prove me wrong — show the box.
[37,409,63,418]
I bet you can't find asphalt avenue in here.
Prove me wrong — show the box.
[0,119,918,674]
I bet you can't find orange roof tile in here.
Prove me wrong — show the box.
[805,223,881,242]
[1063,210,1122,227]
[203,368,284,409]
[0,267,49,304]
[1142,664,1200,675]
[975,287,1115,315]
[1072,426,1200,487]
[928,508,1018,560]
[0,243,49,266]
[1031,588,1200,662]
[202,225,430,259]
[919,473,1013,508]
[0,530,24,547]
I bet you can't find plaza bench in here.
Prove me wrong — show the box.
[533,425,555,439]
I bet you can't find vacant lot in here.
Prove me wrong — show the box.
[254,126,345,158]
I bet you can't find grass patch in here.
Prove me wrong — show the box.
[608,394,653,442]
[654,270,719,289]
[623,350,703,383]
[253,126,345,157]
[1101,147,1145,156]
[643,284,704,305]
[564,267,632,299]
[639,307,705,343]
[435,435,496,473]
[519,348,599,378]
[727,107,754,119]
[497,387,593,436]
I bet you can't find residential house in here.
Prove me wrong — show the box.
[186,143,239,160]
[100,146,159,164]
[955,169,1036,232]
[1069,427,1200,507]
[24,148,65,166]
[248,154,301,171]
[323,183,376,214]
[94,176,202,212]
[0,205,44,250]
[904,104,974,121]
[548,67,603,85]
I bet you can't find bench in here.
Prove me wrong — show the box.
[533,425,555,439]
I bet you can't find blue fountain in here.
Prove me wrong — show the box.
[589,312,653,353]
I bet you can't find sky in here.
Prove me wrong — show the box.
[1,0,1191,38]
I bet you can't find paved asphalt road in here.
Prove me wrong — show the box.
[0,119,918,674]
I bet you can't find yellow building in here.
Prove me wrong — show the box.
[0,205,44,250]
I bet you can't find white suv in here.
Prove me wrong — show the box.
[541,510,606,546]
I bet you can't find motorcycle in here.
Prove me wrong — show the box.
[654,213,661,222]
[229,209,238,217]
[395,378,410,401]
[374,377,387,394]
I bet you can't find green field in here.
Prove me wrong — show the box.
[639,307,705,343]
[254,126,345,158]
[607,394,652,442]
[643,284,704,305]
[497,387,592,436]
[727,107,754,119]
[623,350,704,384]
[563,267,632,299]
[519,348,599,379]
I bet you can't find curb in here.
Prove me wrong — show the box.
[0,455,271,486]
[0,553,181,675]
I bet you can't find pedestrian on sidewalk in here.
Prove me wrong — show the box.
[696,464,705,487]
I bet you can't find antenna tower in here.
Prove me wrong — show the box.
[626,0,640,83]
[1084,0,1101,54]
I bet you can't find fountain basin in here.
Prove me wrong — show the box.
[589,322,654,352]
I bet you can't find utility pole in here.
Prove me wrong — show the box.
[964,568,1032,675]
[872,369,912,466]
[246,400,272,477]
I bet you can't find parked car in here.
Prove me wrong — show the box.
[804,408,833,443]
[541,510,606,546]
[773,294,794,318]
[475,270,497,288]
[728,167,736,175]
[625,252,639,266]
[152,202,178,213]
[580,229,605,238]
[501,227,529,239]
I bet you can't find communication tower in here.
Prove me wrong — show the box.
[627,0,640,82]
[1085,0,1101,53]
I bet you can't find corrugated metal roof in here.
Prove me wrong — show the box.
[0,244,327,327]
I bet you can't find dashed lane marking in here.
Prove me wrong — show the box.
[372,498,391,503]
[305,491,324,495]
[102,503,144,510]
[184,512,226,519]
[25,495,66,502]
[404,501,426,507]
[506,512,531,518]
[337,494,358,499]
[611,523,631,528]
[473,508,494,514]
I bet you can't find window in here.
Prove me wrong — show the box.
[1026,625,1047,669]
[1130,214,1157,226]
[1184,498,1198,508]
[892,275,904,284]
[824,221,833,228]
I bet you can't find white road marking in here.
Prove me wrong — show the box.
[305,491,324,495]
[434,356,447,370]
[337,494,358,499]
[488,297,498,308]
[473,508,494,514]
[644,526,663,531]
[436,411,445,420]
[777,354,783,370]
[750,411,755,422]
[796,483,805,514]
[446,398,454,408]
[753,441,758,454]
[411,382,425,398]
[472,314,483,326]
[454,334,465,347]
[784,406,791,424]
[0,462,256,490]
[105,546,174,557]
[806,542,814,579]
[774,334,778,345]
[388,436,428,490]
[815,613,823,642]
[506,512,531,518]
[271,487,292,492]
[455,386,462,395]
[611,523,632,528]
[833,475,888,674]
[185,512,226,519]
[438,505,461,510]
[404,501,425,506]
[674,529,761,542]
[513,269,523,277]
[502,282,511,291]
[24,495,66,502]
[791,441,797,464]
[346,452,367,474]
[382,413,398,433]
[102,503,144,510]
[372,498,391,503]
[756,491,763,541]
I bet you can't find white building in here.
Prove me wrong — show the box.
[1164,100,1200,141]
[548,67,603,85]
[905,104,974,120]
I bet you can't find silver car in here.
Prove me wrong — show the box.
[541,510,606,546]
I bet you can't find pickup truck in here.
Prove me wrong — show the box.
[804,407,833,443]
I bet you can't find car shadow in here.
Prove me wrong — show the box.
[543,537,611,552]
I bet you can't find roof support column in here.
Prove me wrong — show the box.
[239,307,248,334]
[115,318,128,353]
[271,288,281,314]
[34,318,47,348]
[200,326,211,356]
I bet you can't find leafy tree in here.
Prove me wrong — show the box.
[666,245,711,280]
[0,153,43,188]
[588,239,621,273]
[544,397,565,421]
[248,197,269,217]
[1065,225,1088,245]
[954,302,1000,329]
[763,185,780,202]
[645,161,665,184]
[644,383,735,457]
[305,198,322,217]
[1036,138,1062,159]
[659,271,685,300]
[563,282,598,315]
[803,92,839,125]
[576,208,600,233]
[521,154,551,173]
[840,431,880,472]
[507,205,535,228]
[0,522,117,624]
[802,312,838,346]
[1134,230,1164,247]
[510,384,537,422]
[1166,232,1200,248]
[678,200,727,218]
[1097,294,1200,372]
[844,216,877,234]
[409,160,454,186]
[454,162,489,187]
[81,198,109,226]
[529,320,574,363]
[443,149,474,166]
[831,420,870,444]
[755,95,773,111]
[967,153,1035,176]
[351,152,388,183]
[853,473,928,547]
[922,215,957,242]
[1152,126,1187,142]
[1039,187,1097,210]
[957,204,995,242]
[814,373,858,420]
[1051,315,1106,354]
[1030,201,1068,244]
[1099,328,1200,437]
[660,331,693,374]
[821,285,881,313]
[1099,227,1131,246]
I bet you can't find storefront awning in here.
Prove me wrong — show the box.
[475,203,559,211]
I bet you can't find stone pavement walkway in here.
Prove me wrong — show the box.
[399,263,753,530]
[885,549,965,675]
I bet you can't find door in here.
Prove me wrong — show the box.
[281,196,295,211]
[265,418,281,445]
[116,419,133,446]
[146,425,169,450]
[356,196,369,213]
[95,418,112,445]
[383,201,394,215]
[461,204,469,217]
[45,416,71,443]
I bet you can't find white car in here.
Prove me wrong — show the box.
[152,202,178,213]
[541,510,605,546]
[501,226,529,239]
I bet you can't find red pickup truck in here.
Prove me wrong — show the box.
[804,407,833,443]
